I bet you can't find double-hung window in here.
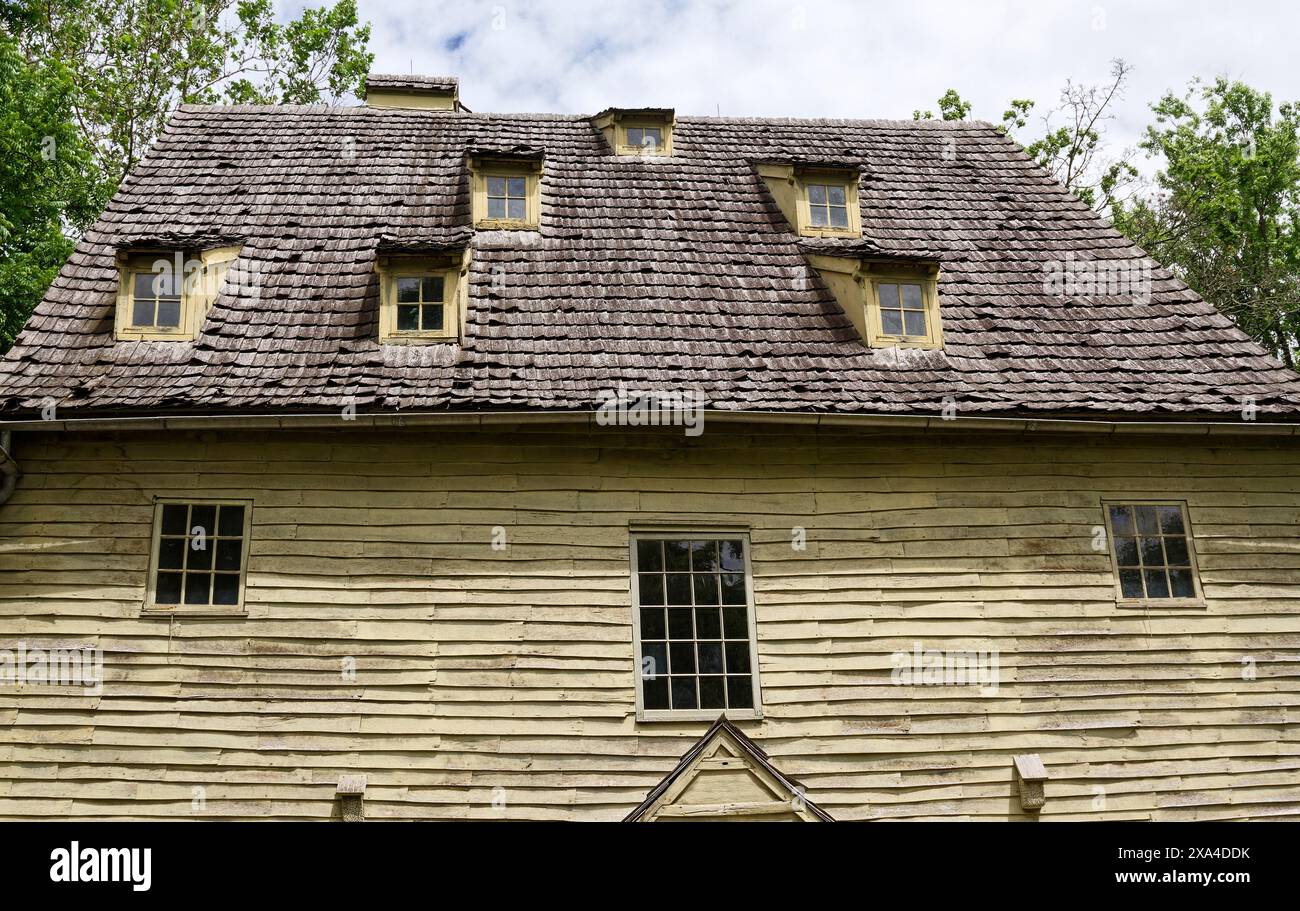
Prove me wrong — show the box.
[631,533,761,720]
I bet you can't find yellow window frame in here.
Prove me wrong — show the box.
[376,253,463,344]
[865,272,944,349]
[470,160,541,230]
[114,247,240,342]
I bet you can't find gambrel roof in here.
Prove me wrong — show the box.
[2,99,1299,421]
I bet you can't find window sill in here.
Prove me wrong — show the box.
[869,336,943,350]
[799,227,859,239]
[637,708,762,723]
[141,607,249,619]
[380,334,458,345]
[474,219,538,231]
[1115,599,1207,610]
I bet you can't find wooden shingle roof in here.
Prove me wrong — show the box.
[2,102,1299,421]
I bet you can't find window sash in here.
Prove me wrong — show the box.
[147,499,252,612]
[1103,501,1204,605]
[630,533,762,720]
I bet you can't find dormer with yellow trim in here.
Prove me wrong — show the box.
[756,161,863,238]
[809,255,944,350]
[593,108,675,156]
[114,245,242,342]
[467,149,544,230]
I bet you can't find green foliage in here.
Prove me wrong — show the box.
[1113,78,1300,366]
[0,0,373,351]
[10,0,373,188]
[914,89,972,122]
[0,31,103,349]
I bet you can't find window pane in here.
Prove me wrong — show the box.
[693,573,720,605]
[212,574,241,606]
[1163,537,1190,567]
[1140,537,1165,566]
[626,127,643,146]
[132,298,155,327]
[421,304,444,331]
[725,641,752,674]
[1169,569,1197,598]
[397,305,419,331]
[396,277,420,303]
[640,607,666,639]
[215,539,242,571]
[1114,536,1139,567]
[217,505,245,537]
[720,540,745,571]
[158,538,185,570]
[698,642,724,675]
[666,573,692,605]
[699,676,726,709]
[807,184,827,205]
[664,540,690,571]
[487,176,506,196]
[191,505,217,536]
[878,283,899,307]
[901,283,924,309]
[671,677,698,710]
[643,677,669,709]
[133,272,157,299]
[186,541,213,571]
[1118,569,1144,599]
[695,605,721,639]
[670,642,696,674]
[643,642,667,679]
[720,573,746,605]
[507,198,526,220]
[727,676,753,709]
[903,310,927,337]
[829,205,849,227]
[161,505,188,536]
[1109,506,1135,535]
[642,128,662,149]
[637,539,664,572]
[507,177,526,197]
[667,608,694,639]
[1144,569,1171,599]
[827,184,847,205]
[809,206,829,227]
[487,196,506,219]
[882,309,904,335]
[722,606,748,639]
[1158,506,1186,535]
[419,277,440,302]
[155,572,183,605]
[1135,506,1161,536]
[184,573,211,605]
[155,299,181,328]
[690,540,719,572]
[638,573,664,606]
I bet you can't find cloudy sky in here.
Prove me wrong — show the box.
[307,0,1297,160]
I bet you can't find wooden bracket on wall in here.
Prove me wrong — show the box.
[1014,754,1048,813]
[337,774,367,822]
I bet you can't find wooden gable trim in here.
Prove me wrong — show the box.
[623,715,834,822]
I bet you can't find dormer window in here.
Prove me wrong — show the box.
[376,253,464,344]
[469,155,542,230]
[114,247,240,341]
[593,108,675,156]
[796,169,860,237]
[865,269,943,349]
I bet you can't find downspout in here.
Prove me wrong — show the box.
[0,431,18,506]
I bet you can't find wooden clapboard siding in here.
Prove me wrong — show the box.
[0,423,1298,821]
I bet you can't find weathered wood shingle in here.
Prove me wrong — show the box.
[2,104,1298,419]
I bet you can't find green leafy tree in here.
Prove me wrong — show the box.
[10,0,373,190]
[1113,78,1300,367]
[0,32,103,349]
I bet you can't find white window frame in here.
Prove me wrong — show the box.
[629,529,763,722]
[1101,499,1207,609]
[144,497,253,616]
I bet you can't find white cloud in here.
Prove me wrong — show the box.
[334,0,1298,158]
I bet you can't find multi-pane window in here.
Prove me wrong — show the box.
[150,501,250,609]
[129,270,183,330]
[632,535,759,716]
[1106,503,1201,602]
[625,126,663,152]
[806,182,850,228]
[877,281,928,338]
[486,175,529,221]
[395,275,447,333]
